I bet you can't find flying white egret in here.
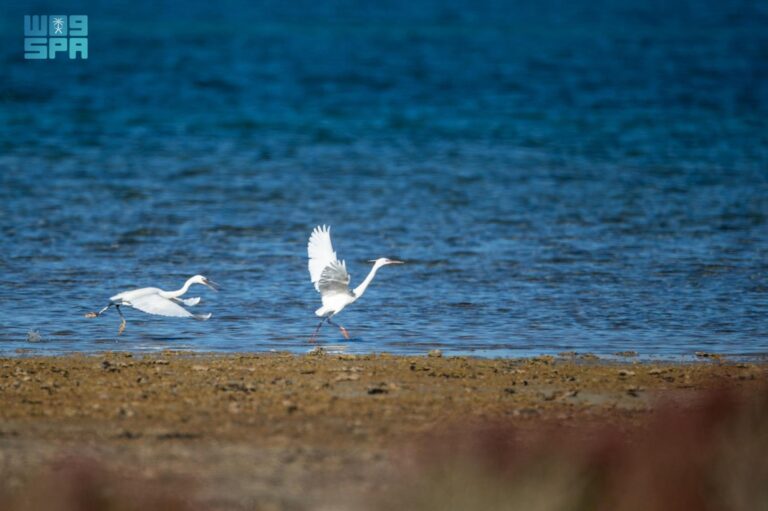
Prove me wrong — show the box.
[308,225,403,341]
[84,275,220,335]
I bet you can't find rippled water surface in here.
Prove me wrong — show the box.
[0,0,766,357]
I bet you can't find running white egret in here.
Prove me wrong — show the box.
[85,275,220,335]
[308,225,403,341]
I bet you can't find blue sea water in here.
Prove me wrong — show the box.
[0,1,766,357]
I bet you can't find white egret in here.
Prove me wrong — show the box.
[307,225,403,341]
[85,275,219,335]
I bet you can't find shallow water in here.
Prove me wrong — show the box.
[0,1,766,357]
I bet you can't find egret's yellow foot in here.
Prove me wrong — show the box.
[118,318,126,336]
[339,326,350,340]
[84,312,97,318]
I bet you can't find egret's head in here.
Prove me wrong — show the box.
[368,257,404,267]
[190,275,221,291]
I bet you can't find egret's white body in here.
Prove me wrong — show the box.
[307,225,402,340]
[86,275,219,334]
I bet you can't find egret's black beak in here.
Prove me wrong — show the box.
[204,279,221,291]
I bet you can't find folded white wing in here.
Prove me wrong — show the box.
[129,294,195,318]
[308,225,349,292]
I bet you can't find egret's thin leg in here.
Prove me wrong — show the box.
[85,303,112,318]
[116,305,126,336]
[310,317,328,343]
[327,317,350,340]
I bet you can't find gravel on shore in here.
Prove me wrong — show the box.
[0,352,764,510]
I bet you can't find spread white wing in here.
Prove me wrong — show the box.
[318,260,351,296]
[173,296,201,306]
[128,294,195,318]
[308,225,351,293]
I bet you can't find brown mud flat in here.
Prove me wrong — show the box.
[0,352,765,510]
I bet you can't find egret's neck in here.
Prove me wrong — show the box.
[166,277,196,298]
[353,262,383,298]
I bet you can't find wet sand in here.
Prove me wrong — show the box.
[0,352,765,510]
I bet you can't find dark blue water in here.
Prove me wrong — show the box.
[0,1,766,357]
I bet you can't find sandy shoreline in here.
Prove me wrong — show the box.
[0,352,765,510]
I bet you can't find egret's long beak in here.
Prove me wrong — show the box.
[389,260,405,264]
[204,279,221,291]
